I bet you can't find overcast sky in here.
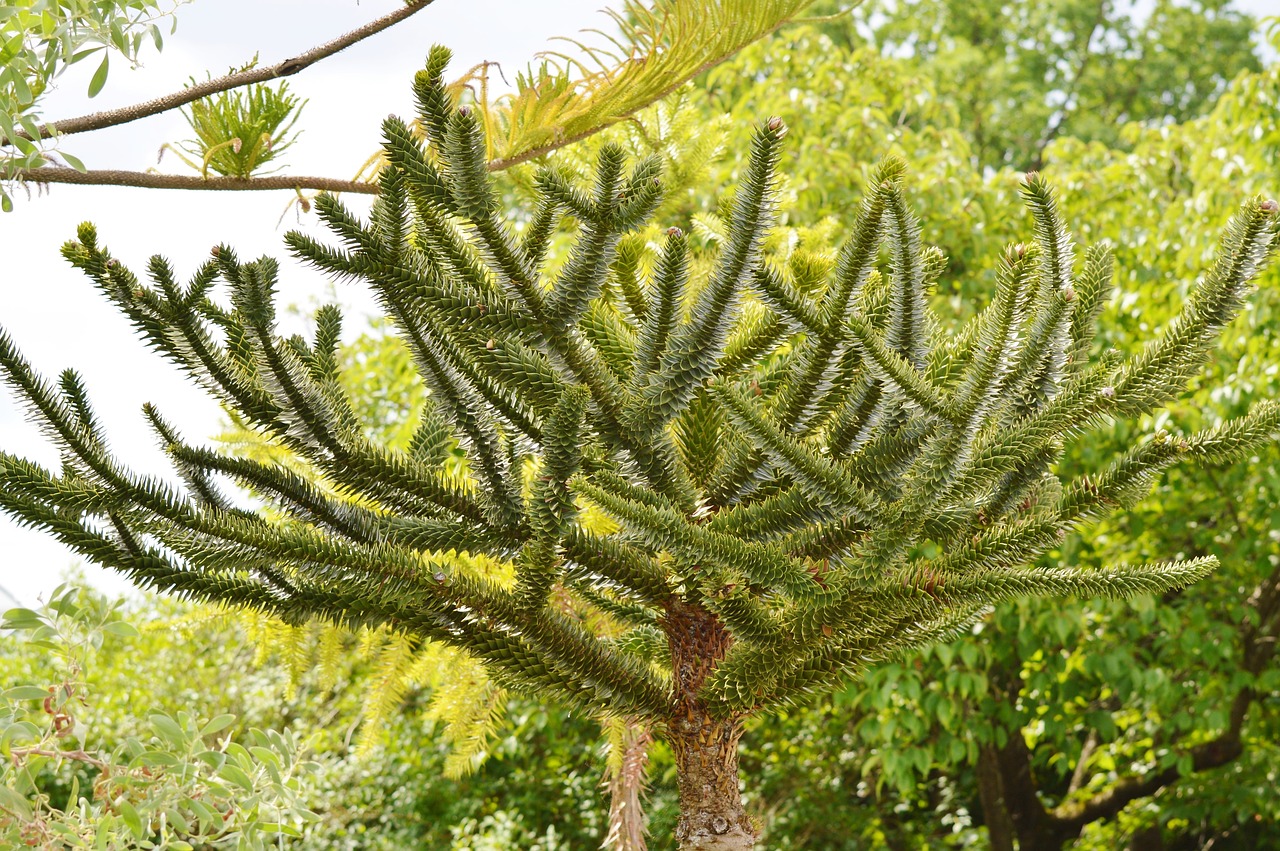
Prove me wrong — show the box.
[1,0,1276,609]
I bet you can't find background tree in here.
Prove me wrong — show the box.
[6,2,1279,849]
[5,4,845,848]
[3,39,1279,851]
[0,585,317,849]
[801,0,1261,172]
[0,581,626,849]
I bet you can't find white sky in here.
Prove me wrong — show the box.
[0,0,605,608]
[1,0,1277,609]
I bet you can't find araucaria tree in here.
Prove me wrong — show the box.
[2,48,1278,850]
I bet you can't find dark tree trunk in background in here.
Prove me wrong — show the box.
[974,653,1073,851]
[976,736,1068,851]
[976,743,1017,851]
[1128,824,1167,851]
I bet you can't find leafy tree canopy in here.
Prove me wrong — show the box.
[805,0,1262,171]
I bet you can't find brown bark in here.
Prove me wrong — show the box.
[1128,824,1166,851]
[983,733,1074,850]
[974,653,1074,850]
[16,167,377,194]
[975,744,1016,851]
[664,602,755,851]
[975,679,1255,850]
[605,721,652,851]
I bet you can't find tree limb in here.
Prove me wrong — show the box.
[14,166,377,194]
[1,0,437,147]
[1047,693,1248,834]
[976,556,1273,850]
[8,0,828,193]
[975,743,1018,851]
[10,746,109,771]
[1066,728,1099,795]
[1029,0,1106,172]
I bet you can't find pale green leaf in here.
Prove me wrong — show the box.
[87,53,109,97]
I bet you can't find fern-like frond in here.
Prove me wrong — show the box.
[463,0,819,170]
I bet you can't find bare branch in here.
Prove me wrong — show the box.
[14,166,377,194]
[2,0,437,147]
[10,746,109,771]
[1065,728,1099,796]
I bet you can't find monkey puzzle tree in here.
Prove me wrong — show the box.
[1,48,1278,850]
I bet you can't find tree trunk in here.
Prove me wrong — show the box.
[976,743,1017,851]
[1128,824,1166,851]
[665,602,756,850]
[976,734,1072,851]
[669,712,752,849]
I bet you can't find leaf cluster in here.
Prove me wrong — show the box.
[0,0,184,209]
[167,68,305,179]
[0,586,317,850]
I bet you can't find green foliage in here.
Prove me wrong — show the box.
[165,67,305,178]
[0,581,632,849]
[3,19,1280,846]
[2,44,1277,732]
[303,696,613,850]
[813,0,1262,171]
[450,0,817,169]
[0,585,317,849]
[0,0,185,209]
[601,14,1280,847]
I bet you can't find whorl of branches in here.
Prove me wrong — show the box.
[1,47,1277,722]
